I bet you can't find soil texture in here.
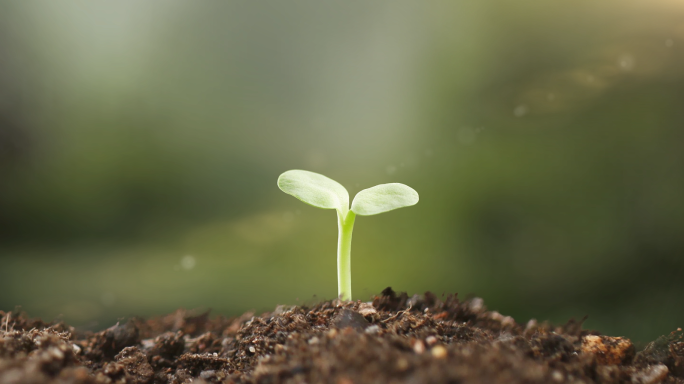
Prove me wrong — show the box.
[1,288,683,384]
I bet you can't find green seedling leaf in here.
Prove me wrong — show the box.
[277,170,349,215]
[277,169,419,301]
[351,183,419,216]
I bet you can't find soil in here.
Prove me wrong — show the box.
[1,287,683,384]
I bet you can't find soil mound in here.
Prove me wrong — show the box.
[1,288,682,383]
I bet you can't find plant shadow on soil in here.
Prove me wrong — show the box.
[1,288,683,384]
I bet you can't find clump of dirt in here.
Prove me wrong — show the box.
[0,288,682,383]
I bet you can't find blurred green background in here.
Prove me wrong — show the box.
[1,1,683,344]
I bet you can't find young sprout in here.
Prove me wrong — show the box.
[277,170,419,301]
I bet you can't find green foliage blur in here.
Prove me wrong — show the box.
[1,1,683,343]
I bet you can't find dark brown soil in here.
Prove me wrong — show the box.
[1,288,682,384]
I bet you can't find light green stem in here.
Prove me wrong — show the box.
[337,210,356,301]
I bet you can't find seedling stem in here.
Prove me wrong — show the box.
[337,210,356,301]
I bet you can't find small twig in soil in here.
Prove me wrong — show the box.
[381,305,412,323]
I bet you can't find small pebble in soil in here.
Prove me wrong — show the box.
[412,339,426,354]
[48,347,64,360]
[115,346,154,383]
[633,364,669,384]
[200,370,216,380]
[431,345,447,359]
[331,309,369,330]
[501,316,516,327]
[581,335,635,365]
[396,358,410,372]
[358,302,378,317]
[469,297,484,312]
[98,320,140,359]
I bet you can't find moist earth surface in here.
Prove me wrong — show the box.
[1,288,682,384]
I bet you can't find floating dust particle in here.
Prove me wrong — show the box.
[180,255,196,270]
[513,104,528,117]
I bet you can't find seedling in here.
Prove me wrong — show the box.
[277,170,419,301]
